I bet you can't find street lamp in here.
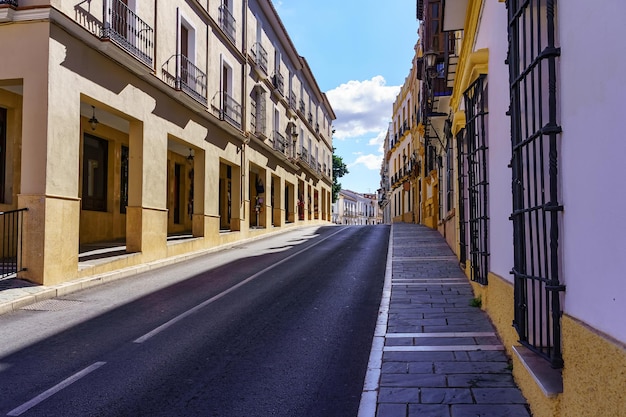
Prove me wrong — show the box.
[423,49,438,78]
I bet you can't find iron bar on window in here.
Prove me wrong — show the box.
[507,0,564,369]
[463,74,489,285]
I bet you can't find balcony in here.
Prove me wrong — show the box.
[101,0,154,66]
[0,1,17,6]
[273,131,287,154]
[219,4,236,43]
[288,91,297,110]
[299,99,306,114]
[162,54,207,105]
[211,91,242,129]
[251,42,268,75]
[300,147,309,164]
[272,73,284,96]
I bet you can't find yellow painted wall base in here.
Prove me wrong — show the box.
[126,206,167,262]
[560,315,626,417]
[18,194,80,285]
[469,271,626,417]
[470,272,560,417]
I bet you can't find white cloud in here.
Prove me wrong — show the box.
[348,154,383,171]
[326,75,398,140]
[368,130,387,153]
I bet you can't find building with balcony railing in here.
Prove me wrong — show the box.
[332,190,380,225]
[0,0,334,287]
[384,43,422,226]
[411,1,626,416]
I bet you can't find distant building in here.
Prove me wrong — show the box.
[332,190,380,225]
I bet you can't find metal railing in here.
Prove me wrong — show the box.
[0,0,18,6]
[288,91,296,110]
[219,5,236,43]
[300,147,309,164]
[272,73,284,95]
[102,0,154,66]
[212,91,242,129]
[508,0,564,369]
[162,54,207,105]
[273,131,287,153]
[251,42,268,74]
[0,208,27,280]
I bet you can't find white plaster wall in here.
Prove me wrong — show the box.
[559,1,626,343]
[474,1,513,281]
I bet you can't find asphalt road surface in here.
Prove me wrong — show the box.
[0,225,389,417]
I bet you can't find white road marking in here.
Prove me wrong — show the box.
[7,362,106,416]
[386,332,496,338]
[384,345,504,352]
[134,227,347,344]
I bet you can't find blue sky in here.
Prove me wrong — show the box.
[275,0,420,194]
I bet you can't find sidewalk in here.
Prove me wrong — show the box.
[360,223,531,417]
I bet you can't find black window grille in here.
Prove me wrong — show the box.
[456,128,467,266]
[463,74,489,285]
[446,132,454,213]
[507,0,564,368]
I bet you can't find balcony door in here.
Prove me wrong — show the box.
[180,23,189,84]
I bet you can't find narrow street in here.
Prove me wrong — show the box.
[0,225,389,417]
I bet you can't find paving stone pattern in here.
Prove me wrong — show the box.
[376,224,531,417]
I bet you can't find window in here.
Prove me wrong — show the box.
[456,129,467,266]
[221,62,241,128]
[463,74,489,285]
[219,0,235,42]
[446,129,454,213]
[179,15,195,87]
[508,0,564,368]
[82,134,108,212]
[428,0,442,51]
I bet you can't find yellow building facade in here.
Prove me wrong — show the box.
[0,0,334,285]
[415,0,626,416]
[387,46,423,225]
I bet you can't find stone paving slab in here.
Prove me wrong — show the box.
[361,223,531,417]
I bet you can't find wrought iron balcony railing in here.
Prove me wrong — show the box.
[211,91,241,129]
[300,147,309,164]
[273,131,287,154]
[251,42,268,74]
[219,5,236,43]
[289,91,296,110]
[101,0,153,66]
[162,54,207,105]
[0,0,18,6]
[299,99,305,114]
[272,73,284,96]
